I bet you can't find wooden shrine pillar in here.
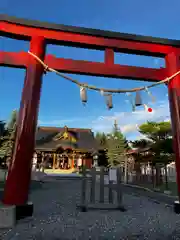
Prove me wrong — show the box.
[71,152,75,168]
[166,50,180,211]
[3,36,46,206]
[53,153,56,169]
[40,152,45,172]
[56,154,60,169]
[83,156,86,167]
[83,159,85,166]
[83,157,92,169]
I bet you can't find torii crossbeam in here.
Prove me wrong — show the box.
[1,15,180,217]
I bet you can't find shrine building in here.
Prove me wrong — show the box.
[34,125,99,170]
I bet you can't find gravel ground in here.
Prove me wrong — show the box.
[118,184,178,206]
[1,178,180,240]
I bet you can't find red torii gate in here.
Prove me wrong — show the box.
[0,15,180,216]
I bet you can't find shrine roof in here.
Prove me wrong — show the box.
[125,147,151,155]
[35,126,99,153]
[1,14,180,47]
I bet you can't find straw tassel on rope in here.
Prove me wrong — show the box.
[145,87,156,103]
[80,86,87,104]
[126,93,135,112]
[105,94,113,110]
[100,89,104,96]
[135,91,143,106]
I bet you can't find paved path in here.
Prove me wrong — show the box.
[1,178,180,239]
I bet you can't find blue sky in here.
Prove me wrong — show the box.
[0,0,179,140]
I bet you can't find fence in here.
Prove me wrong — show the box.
[78,167,126,212]
[122,162,177,185]
[0,169,7,183]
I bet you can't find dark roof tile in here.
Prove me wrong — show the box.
[35,126,99,153]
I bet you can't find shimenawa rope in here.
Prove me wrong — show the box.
[28,51,180,94]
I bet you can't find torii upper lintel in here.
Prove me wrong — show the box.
[1,14,180,56]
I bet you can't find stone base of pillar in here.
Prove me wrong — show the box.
[16,201,33,220]
[0,204,16,228]
[174,200,180,214]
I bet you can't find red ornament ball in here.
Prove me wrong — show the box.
[148,107,152,112]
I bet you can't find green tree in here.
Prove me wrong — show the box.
[106,121,128,166]
[139,121,173,158]
[139,121,172,141]
[137,120,173,188]
[0,110,18,163]
[0,121,5,137]
[130,138,152,165]
[95,132,107,149]
[130,138,154,184]
[130,139,151,149]
[95,132,108,166]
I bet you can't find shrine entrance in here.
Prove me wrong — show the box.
[34,125,95,172]
[1,15,180,215]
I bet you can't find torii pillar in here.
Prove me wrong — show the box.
[166,50,180,213]
[2,36,46,219]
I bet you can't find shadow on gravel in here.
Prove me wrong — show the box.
[0,180,44,201]
[29,180,44,192]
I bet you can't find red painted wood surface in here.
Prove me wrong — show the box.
[2,36,46,205]
[0,21,173,56]
[84,158,92,169]
[166,51,180,200]
[0,51,166,81]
